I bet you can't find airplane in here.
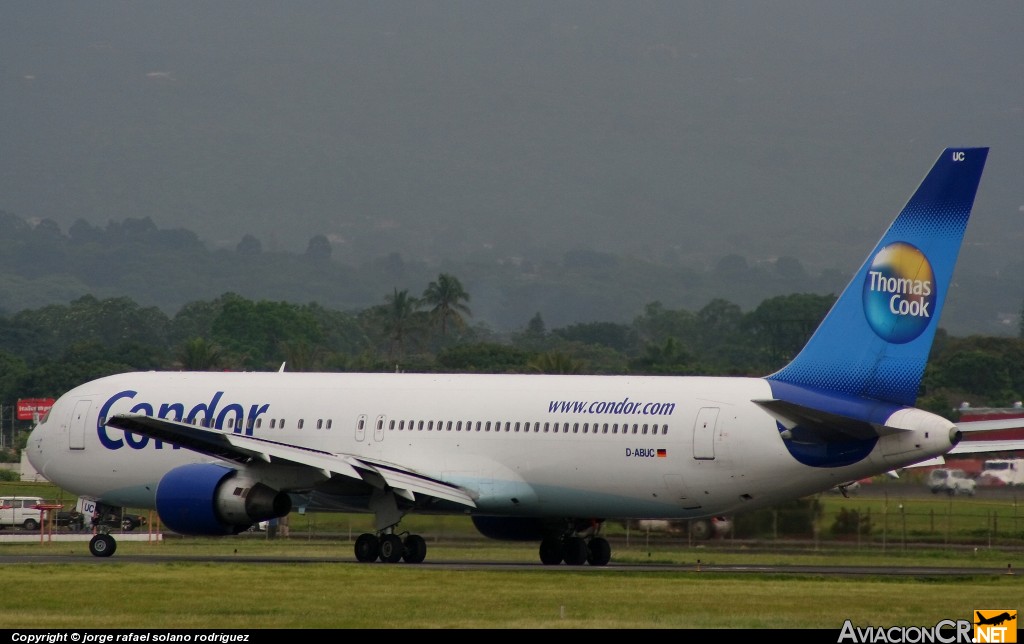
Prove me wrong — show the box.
[974,611,1015,627]
[26,147,999,565]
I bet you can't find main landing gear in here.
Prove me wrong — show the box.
[354,530,428,564]
[539,534,611,566]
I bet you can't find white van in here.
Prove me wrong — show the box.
[978,459,1024,487]
[0,496,45,530]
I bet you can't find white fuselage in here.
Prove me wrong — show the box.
[27,371,955,522]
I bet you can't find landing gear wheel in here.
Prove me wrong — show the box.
[379,534,404,563]
[89,533,116,557]
[354,533,380,562]
[587,537,611,566]
[539,537,563,565]
[402,534,427,563]
[563,536,588,565]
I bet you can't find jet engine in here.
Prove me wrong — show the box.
[155,463,291,535]
[471,516,551,541]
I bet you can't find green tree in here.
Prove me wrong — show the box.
[742,294,834,369]
[527,351,583,374]
[379,288,421,362]
[421,273,471,337]
[176,337,225,371]
[210,296,324,370]
[437,343,531,373]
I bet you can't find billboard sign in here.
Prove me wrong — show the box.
[17,398,55,421]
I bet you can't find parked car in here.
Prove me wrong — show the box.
[97,511,147,532]
[55,509,86,530]
[0,496,46,530]
[926,468,977,496]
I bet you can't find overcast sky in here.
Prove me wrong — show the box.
[1,2,1020,276]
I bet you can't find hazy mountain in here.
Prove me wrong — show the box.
[0,2,1020,333]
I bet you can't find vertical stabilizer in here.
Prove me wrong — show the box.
[767,148,988,406]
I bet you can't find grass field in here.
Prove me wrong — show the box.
[2,480,1022,629]
[2,536,1022,629]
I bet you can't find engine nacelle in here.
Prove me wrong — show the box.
[471,516,549,541]
[155,463,292,535]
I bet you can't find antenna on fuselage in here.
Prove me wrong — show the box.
[278,362,286,372]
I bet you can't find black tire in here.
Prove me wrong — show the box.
[539,537,563,565]
[23,519,39,531]
[587,537,612,566]
[89,533,117,557]
[379,534,404,563]
[563,536,588,565]
[354,533,380,562]
[402,534,427,564]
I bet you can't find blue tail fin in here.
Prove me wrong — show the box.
[767,147,989,406]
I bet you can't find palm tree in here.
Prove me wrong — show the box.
[382,288,419,361]
[527,351,583,374]
[176,337,224,371]
[422,273,471,336]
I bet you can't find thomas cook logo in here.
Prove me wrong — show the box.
[862,242,936,344]
[974,610,1017,643]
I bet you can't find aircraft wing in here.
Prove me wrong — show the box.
[955,418,1024,433]
[105,414,477,509]
[947,439,1024,455]
[949,418,1024,455]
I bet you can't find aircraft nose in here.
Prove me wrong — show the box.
[25,414,50,474]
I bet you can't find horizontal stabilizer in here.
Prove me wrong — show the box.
[754,398,904,442]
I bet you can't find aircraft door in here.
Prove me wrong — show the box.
[374,415,386,442]
[69,399,92,450]
[354,414,367,442]
[693,407,719,460]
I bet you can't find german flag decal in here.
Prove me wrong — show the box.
[657,449,667,458]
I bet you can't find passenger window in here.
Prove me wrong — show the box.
[317,419,323,429]
[298,419,304,429]
[327,420,332,429]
